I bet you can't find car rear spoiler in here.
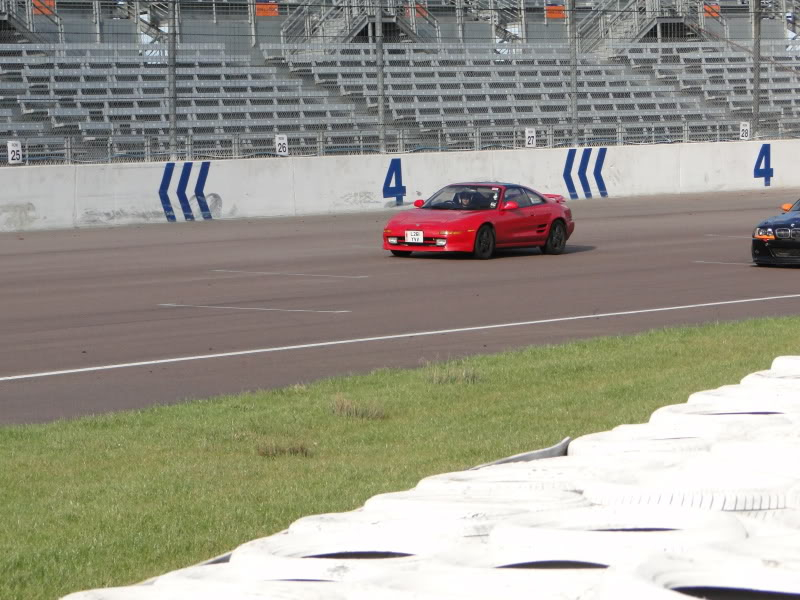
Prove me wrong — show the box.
[544,193,566,203]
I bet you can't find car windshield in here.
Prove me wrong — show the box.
[424,185,500,211]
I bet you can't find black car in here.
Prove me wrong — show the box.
[752,200,800,266]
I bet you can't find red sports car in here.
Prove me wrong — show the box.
[382,182,575,259]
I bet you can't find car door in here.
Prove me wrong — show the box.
[523,188,556,244]
[496,187,537,244]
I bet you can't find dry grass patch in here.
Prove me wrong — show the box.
[256,441,314,458]
[331,394,387,420]
[427,361,481,385]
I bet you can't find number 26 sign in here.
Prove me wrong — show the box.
[275,134,289,157]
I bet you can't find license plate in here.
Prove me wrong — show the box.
[405,230,423,243]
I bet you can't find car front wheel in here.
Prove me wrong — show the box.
[473,225,495,259]
[542,221,567,255]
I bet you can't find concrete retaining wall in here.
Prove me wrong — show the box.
[0,139,793,232]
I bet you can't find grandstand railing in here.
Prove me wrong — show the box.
[3,121,800,166]
[577,0,730,54]
[281,0,440,46]
[0,0,64,42]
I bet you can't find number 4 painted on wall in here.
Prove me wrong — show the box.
[754,143,773,187]
[383,158,407,206]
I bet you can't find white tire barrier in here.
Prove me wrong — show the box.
[649,401,796,427]
[626,535,800,598]
[581,456,799,511]
[576,569,690,600]
[740,370,800,397]
[771,356,800,374]
[359,563,602,600]
[746,424,800,443]
[414,454,685,495]
[62,579,437,600]
[567,424,713,457]
[734,508,800,538]
[227,528,461,562]
[687,384,800,404]
[226,550,427,583]
[709,440,800,478]
[483,506,746,568]
[153,555,432,587]
[362,488,590,515]
[284,504,532,543]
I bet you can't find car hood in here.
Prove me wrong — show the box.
[387,209,478,228]
[756,212,800,228]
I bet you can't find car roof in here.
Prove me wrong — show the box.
[450,182,517,187]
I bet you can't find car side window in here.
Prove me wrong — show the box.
[502,188,517,205]
[506,187,532,208]
[523,189,546,205]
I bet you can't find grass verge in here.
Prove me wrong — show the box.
[2,316,799,600]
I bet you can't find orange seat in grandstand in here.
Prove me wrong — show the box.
[545,4,566,19]
[405,3,429,17]
[255,1,279,17]
[33,0,55,15]
[703,3,721,17]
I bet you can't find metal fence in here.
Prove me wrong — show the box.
[1,0,799,166]
[2,122,796,166]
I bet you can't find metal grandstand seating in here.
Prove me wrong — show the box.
[258,40,741,138]
[0,41,378,140]
[614,40,800,124]
[2,1,798,161]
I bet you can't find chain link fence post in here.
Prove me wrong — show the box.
[752,0,762,140]
[168,0,178,160]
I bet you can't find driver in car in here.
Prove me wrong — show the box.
[456,191,474,208]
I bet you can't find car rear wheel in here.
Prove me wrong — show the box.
[391,250,412,257]
[542,220,567,255]
[473,225,495,259]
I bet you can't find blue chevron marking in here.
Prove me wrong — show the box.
[194,161,212,220]
[176,162,195,221]
[159,163,177,222]
[563,149,578,200]
[578,148,593,199]
[594,148,608,198]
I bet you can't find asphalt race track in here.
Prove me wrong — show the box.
[2,189,799,425]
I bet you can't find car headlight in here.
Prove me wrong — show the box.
[754,227,775,240]
[387,237,398,244]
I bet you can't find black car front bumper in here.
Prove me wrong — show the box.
[752,238,800,265]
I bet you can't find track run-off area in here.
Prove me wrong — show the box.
[2,188,799,425]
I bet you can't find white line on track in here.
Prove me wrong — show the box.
[693,260,754,266]
[3,293,800,382]
[159,303,351,314]
[212,269,369,279]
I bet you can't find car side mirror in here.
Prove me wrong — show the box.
[502,201,519,211]
[781,203,794,212]
[413,199,425,208]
